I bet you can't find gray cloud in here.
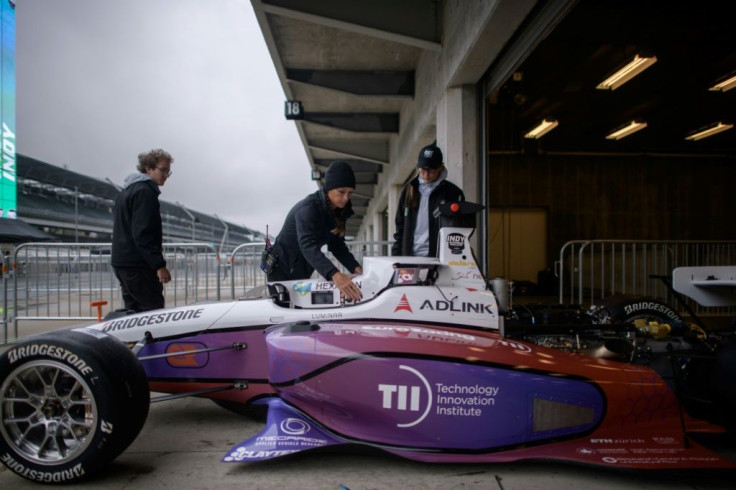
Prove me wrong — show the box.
[17,0,316,235]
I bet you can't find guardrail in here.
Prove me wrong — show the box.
[557,239,736,315]
[3,242,225,341]
[1,239,392,343]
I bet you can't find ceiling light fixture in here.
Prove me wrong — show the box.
[605,120,648,140]
[685,122,734,141]
[708,75,736,92]
[596,54,657,90]
[524,119,558,139]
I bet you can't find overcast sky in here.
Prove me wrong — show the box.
[16,0,316,236]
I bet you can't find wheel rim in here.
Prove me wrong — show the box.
[1,360,98,465]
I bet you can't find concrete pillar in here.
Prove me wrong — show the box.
[372,212,382,241]
[436,85,478,203]
[387,183,402,246]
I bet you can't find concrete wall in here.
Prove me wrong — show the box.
[360,0,535,242]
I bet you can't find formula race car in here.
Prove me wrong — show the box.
[1,201,735,484]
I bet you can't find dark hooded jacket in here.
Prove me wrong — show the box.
[111,173,166,270]
[268,189,360,281]
[392,174,464,257]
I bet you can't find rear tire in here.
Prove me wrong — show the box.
[0,329,149,483]
[599,294,685,328]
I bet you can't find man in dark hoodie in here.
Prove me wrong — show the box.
[392,143,464,257]
[267,160,363,302]
[111,149,173,312]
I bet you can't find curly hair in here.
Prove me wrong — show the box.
[137,149,174,173]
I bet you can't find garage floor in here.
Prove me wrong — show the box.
[0,393,734,489]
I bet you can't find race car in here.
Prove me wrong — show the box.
[1,201,734,484]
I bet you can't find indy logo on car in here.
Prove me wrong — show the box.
[394,294,413,313]
[447,233,465,254]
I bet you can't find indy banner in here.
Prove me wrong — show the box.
[1,0,17,218]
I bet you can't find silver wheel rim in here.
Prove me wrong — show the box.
[1,359,98,465]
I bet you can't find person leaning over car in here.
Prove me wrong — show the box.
[392,143,465,257]
[267,160,363,302]
[111,148,173,312]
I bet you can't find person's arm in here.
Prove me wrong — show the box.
[295,202,340,280]
[327,234,360,275]
[331,270,362,302]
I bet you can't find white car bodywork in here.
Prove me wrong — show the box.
[85,226,501,343]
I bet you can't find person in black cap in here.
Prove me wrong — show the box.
[392,143,464,256]
[267,160,363,301]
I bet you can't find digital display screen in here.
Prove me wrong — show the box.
[1,0,17,218]
[311,291,334,305]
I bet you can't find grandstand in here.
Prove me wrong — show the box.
[16,154,265,247]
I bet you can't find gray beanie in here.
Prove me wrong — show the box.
[323,161,356,191]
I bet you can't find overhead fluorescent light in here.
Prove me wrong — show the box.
[605,120,647,140]
[685,122,733,141]
[708,75,736,92]
[596,55,657,90]
[524,119,558,139]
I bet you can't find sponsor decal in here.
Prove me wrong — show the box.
[100,420,113,434]
[166,343,208,368]
[448,260,476,267]
[8,345,93,375]
[394,294,413,313]
[101,307,205,333]
[451,270,484,281]
[311,312,343,320]
[362,324,476,342]
[224,414,328,462]
[495,339,533,353]
[378,365,501,426]
[1,453,85,482]
[623,302,680,322]
[447,233,464,254]
[591,438,645,444]
[293,282,312,296]
[314,280,362,291]
[419,299,494,315]
[396,268,415,284]
[280,418,309,435]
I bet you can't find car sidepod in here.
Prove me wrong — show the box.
[224,321,736,469]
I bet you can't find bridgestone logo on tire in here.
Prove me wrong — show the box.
[623,302,679,322]
[1,453,85,482]
[7,344,93,375]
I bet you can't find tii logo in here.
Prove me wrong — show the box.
[394,294,413,313]
[378,365,432,428]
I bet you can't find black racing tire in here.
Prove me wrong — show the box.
[0,329,149,484]
[599,294,685,329]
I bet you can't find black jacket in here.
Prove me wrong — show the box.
[268,189,361,281]
[111,176,166,270]
[392,176,465,256]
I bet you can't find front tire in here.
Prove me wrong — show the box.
[0,330,149,483]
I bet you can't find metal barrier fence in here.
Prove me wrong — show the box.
[2,242,224,342]
[557,240,736,315]
[1,240,392,343]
